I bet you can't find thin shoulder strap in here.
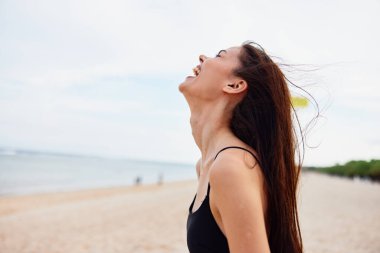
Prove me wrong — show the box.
[213,146,260,165]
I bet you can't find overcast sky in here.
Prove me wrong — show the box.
[0,0,379,166]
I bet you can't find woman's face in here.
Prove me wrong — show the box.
[178,46,243,101]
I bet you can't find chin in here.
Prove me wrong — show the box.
[178,76,196,93]
[178,81,186,93]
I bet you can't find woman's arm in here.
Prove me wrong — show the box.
[210,157,270,253]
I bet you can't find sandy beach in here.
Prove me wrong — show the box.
[0,171,379,253]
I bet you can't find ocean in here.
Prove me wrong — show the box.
[0,152,197,196]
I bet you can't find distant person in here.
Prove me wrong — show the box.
[179,41,305,253]
[157,172,164,185]
[134,176,142,186]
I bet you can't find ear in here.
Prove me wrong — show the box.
[222,79,248,94]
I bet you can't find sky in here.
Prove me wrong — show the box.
[0,0,379,166]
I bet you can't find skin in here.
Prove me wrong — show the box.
[178,46,271,253]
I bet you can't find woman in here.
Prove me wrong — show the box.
[178,41,304,253]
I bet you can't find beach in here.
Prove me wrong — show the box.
[0,171,379,253]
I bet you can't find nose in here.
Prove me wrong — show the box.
[199,54,208,63]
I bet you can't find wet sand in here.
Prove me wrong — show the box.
[0,171,379,253]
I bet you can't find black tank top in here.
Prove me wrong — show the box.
[186,146,260,253]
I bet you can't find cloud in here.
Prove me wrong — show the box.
[0,0,379,164]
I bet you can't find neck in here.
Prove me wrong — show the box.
[189,101,239,165]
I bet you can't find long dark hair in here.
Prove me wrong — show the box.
[231,41,311,253]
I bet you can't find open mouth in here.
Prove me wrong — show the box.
[192,65,201,77]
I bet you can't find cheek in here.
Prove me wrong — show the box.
[201,62,229,85]
[185,75,222,100]
[183,60,230,99]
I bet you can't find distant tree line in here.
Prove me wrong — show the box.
[303,159,380,182]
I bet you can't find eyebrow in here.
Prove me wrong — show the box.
[218,49,227,55]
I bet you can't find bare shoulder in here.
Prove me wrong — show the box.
[209,151,266,195]
[209,150,268,222]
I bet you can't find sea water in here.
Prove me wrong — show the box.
[0,153,197,196]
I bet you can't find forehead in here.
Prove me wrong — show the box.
[223,46,242,68]
[225,46,242,57]
[221,47,242,67]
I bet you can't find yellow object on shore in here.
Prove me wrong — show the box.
[291,96,309,108]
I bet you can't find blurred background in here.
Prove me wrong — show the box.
[1,0,378,165]
[0,0,379,253]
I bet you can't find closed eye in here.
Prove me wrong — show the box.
[215,49,227,58]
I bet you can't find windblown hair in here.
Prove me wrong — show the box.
[231,41,307,253]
